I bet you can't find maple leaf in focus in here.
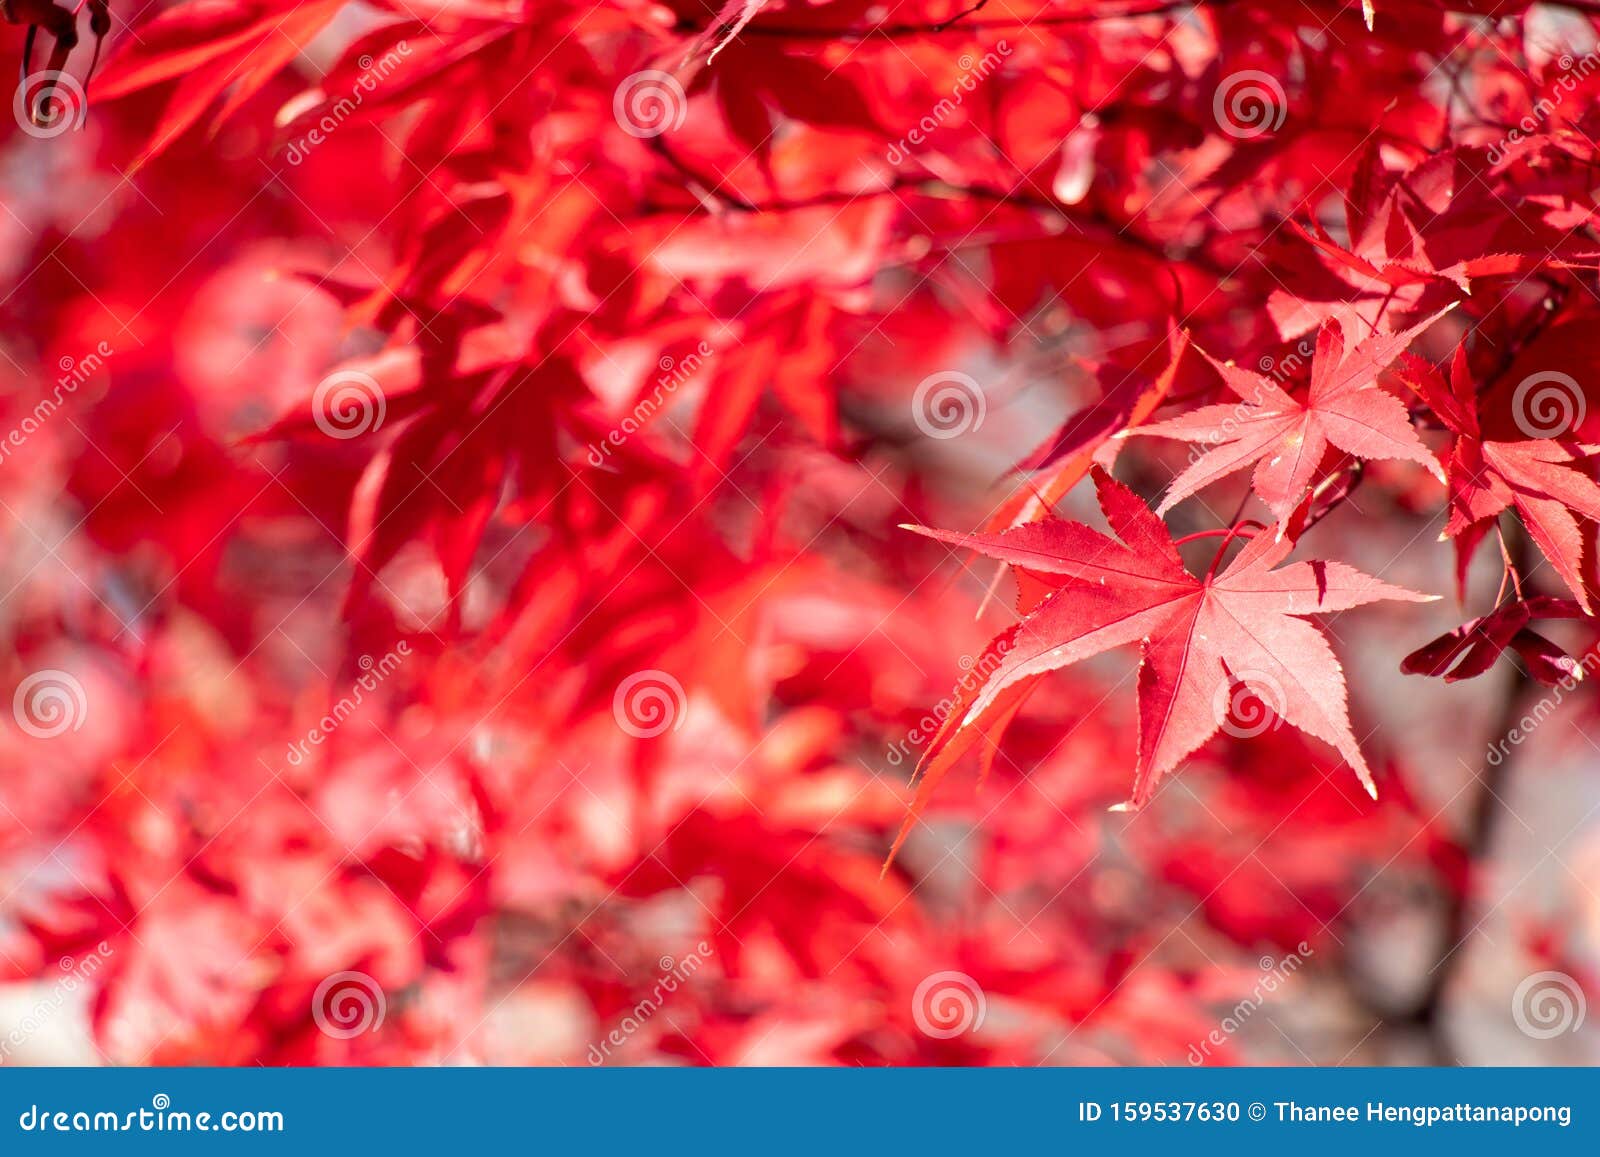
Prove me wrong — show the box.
[891,468,1434,859]
[1401,595,1587,685]
[1401,343,1600,611]
[1127,308,1452,526]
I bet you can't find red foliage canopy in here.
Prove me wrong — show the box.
[2,0,1599,1065]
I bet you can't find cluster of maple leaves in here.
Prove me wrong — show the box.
[1,0,1599,1064]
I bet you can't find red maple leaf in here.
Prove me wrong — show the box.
[1401,595,1587,685]
[892,467,1433,859]
[1127,307,1453,525]
[1401,342,1600,611]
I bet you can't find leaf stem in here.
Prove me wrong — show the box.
[1173,523,1265,549]
[1202,521,1263,579]
[1495,518,1524,603]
